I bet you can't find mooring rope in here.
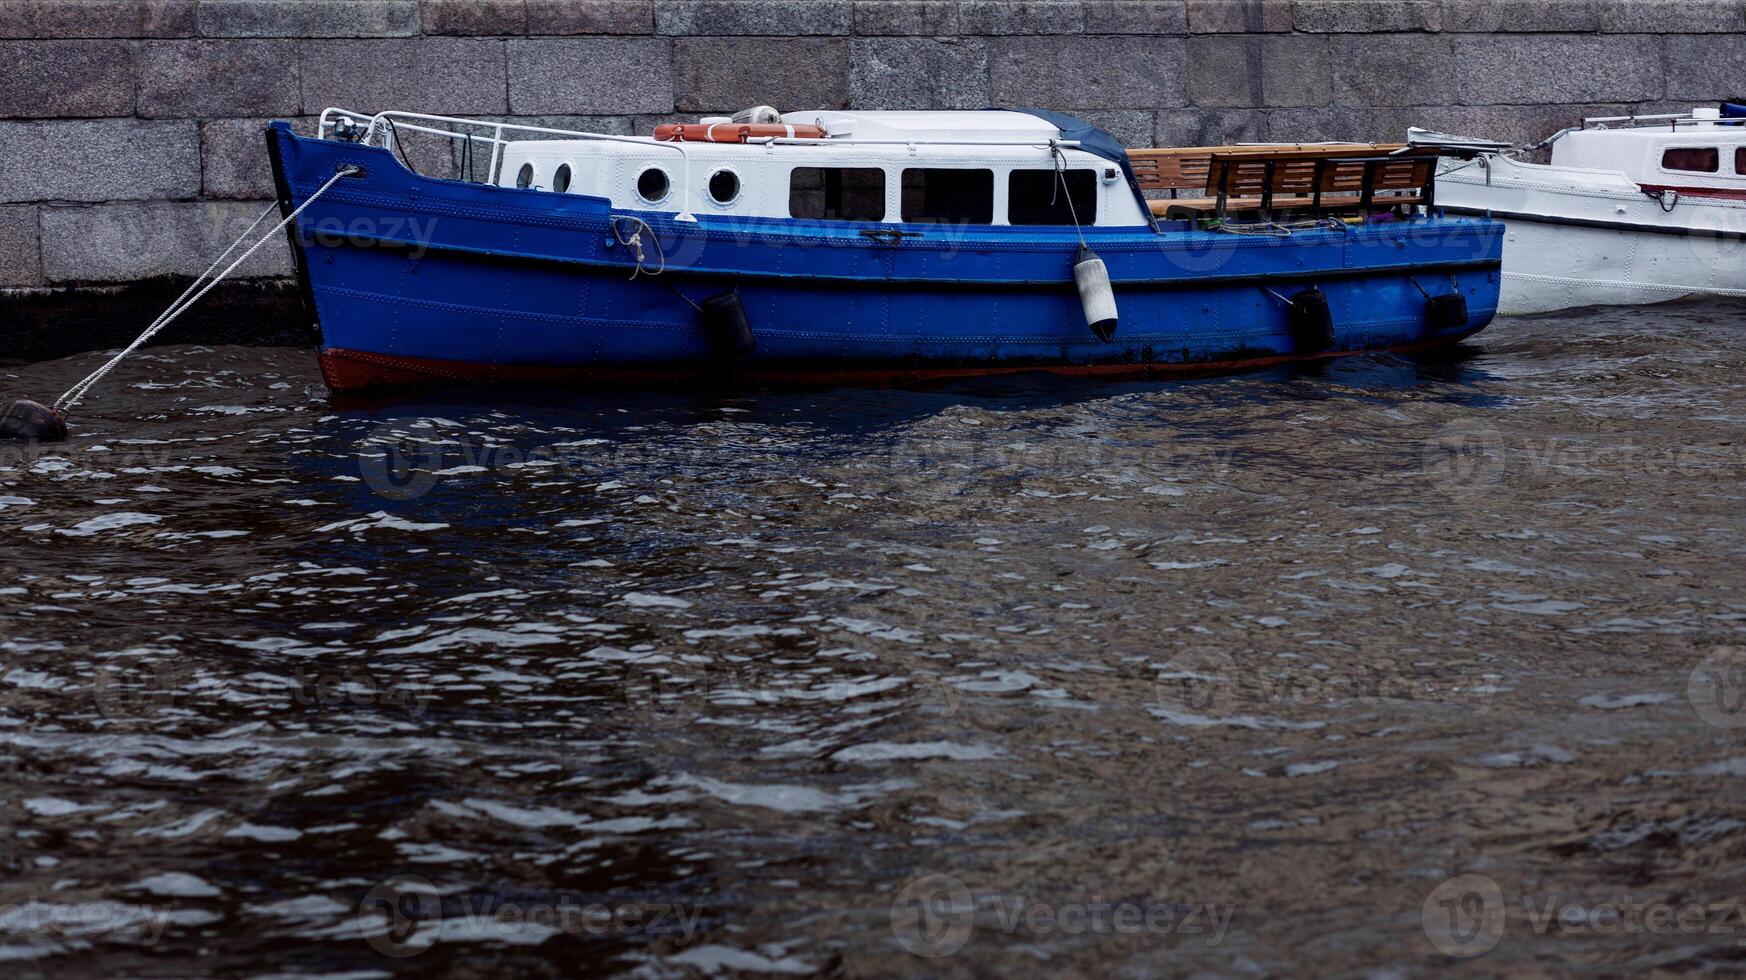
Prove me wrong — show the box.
[1048,141,1090,251]
[611,215,666,279]
[54,166,359,412]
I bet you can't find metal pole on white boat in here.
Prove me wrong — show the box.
[487,124,503,184]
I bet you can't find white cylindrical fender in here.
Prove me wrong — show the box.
[732,105,782,125]
[1074,246,1118,342]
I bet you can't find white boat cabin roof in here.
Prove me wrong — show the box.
[1550,106,1746,189]
[487,109,1153,228]
[779,109,1063,141]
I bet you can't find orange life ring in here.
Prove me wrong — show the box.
[654,122,827,143]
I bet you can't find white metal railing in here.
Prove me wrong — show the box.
[1506,110,1746,154]
[317,107,698,188]
[1581,111,1746,130]
[316,107,1089,184]
[313,108,1103,224]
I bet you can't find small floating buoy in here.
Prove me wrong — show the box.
[700,289,756,359]
[1287,288,1335,353]
[1,165,359,446]
[0,398,68,443]
[1074,246,1118,342]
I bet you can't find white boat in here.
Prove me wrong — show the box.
[1424,105,1746,315]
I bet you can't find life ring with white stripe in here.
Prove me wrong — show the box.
[654,123,826,143]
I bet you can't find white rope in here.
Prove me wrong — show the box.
[54,200,278,410]
[611,215,666,279]
[55,166,359,412]
[1049,141,1089,251]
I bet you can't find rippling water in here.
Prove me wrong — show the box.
[3,302,1745,976]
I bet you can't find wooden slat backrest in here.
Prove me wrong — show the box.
[1126,147,1217,191]
[1127,144,1443,219]
[1126,144,1418,193]
[1205,147,1439,202]
[1313,156,1434,197]
[1368,156,1434,191]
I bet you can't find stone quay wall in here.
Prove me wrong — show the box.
[0,0,1742,300]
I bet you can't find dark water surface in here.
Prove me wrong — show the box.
[3,302,1746,977]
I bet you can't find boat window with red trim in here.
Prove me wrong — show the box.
[1662,147,1718,173]
[790,168,885,221]
[1009,169,1098,226]
[901,168,993,225]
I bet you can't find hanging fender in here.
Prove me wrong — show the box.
[1409,277,1470,331]
[700,290,756,360]
[1074,246,1119,342]
[1285,288,1334,353]
[1424,293,1469,330]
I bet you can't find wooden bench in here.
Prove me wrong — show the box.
[1126,144,1439,222]
[1127,145,1223,196]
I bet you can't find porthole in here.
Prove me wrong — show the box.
[707,169,741,206]
[636,166,670,204]
[515,162,534,190]
[552,163,572,193]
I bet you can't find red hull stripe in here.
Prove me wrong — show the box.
[318,332,1482,393]
[1638,183,1746,202]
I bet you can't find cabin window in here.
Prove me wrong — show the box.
[708,168,741,205]
[901,168,994,225]
[636,166,670,204]
[515,162,534,190]
[1009,169,1098,226]
[1662,147,1718,173]
[552,163,572,194]
[1737,147,1746,175]
[789,167,885,221]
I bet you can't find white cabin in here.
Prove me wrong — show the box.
[1548,106,1746,192]
[490,110,1152,228]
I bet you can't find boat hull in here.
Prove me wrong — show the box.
[268,123,1504,392]
[1439,156,1746,315]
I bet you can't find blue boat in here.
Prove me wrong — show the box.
[264,108,1503,392]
